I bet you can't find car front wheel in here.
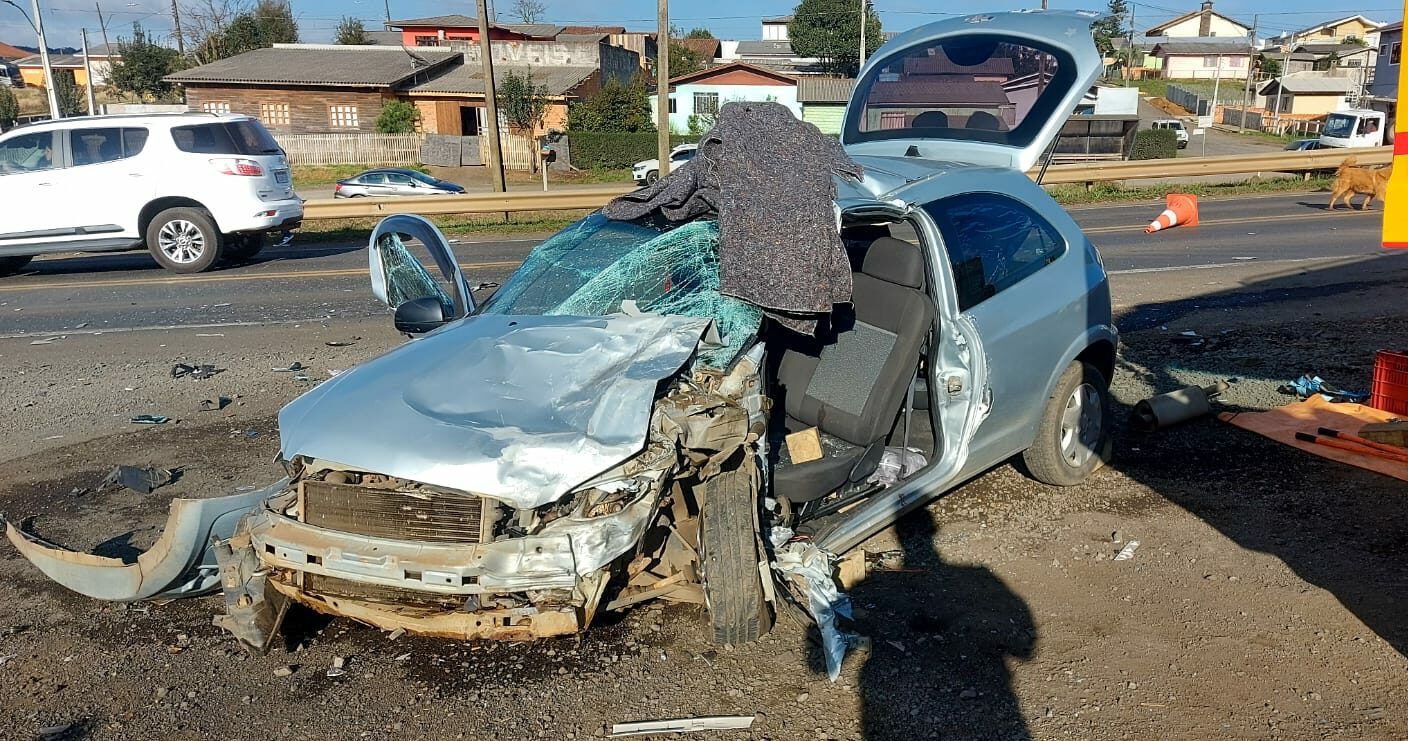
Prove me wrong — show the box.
[698,462,773,645]
[147,207,222,273]
[1022,361,1110,486]
[645,170,659,185]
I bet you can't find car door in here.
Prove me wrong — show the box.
[0,129,60,242]
[61,126,155,239]
[841,11,1103,172]
[357,172,388,196]
[384,172,422,196]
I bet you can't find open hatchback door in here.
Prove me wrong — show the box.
[842,11,1104,173]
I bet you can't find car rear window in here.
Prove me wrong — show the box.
[171,120,283,156]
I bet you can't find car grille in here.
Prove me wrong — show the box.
[300,479,491,544]
[302,573,469,608]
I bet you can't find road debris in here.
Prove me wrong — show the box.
[102,465,174,495]
[171,362,222,380]
[1131,381,1228,430]
[327,657,346,678]
[198,397,231,412]
[1278,374,1368,404]
[273,665,295,677]
[324,338,360,347]
[271,362,305,373]
[1114,541,1141,561]
[609,715,755,737]
[28,336,65,345]
[129,415,170,425]
[772,538,860,682]
[36,723,73,740]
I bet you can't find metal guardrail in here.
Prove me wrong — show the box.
[300,147,1393,221]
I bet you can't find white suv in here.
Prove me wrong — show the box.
[0,113,302,275]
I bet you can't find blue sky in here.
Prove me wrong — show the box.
[3,0,1402,51]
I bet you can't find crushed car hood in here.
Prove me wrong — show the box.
[279,313,714,510]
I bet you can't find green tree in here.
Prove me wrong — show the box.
[789,0,881,77]
[53,70,85,116]
[0,86,18,130]
[684,27,714,39]
[375,100,419,133]
[1259,53,1281,77]
[498,69,550,132]
[192,0,298,63]
[1091,0,1129,56]
[110,23,183,101]
[334,16,371,45]
[512,0,546,24]
[252,0,298,44]
[567,77,654,132]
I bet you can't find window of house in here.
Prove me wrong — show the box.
[878,111,908,129]
[1202,56,1218,67]
[201,101,230,114]
[1381,44,1390,58]
[329,105,360,128]
[1394,43,1402,65]
[693,92,720,115]
[69,127,149,166]
[259,102,290,127]
[924,193,1067,311]
[668,97,677,114]
[1230,56,1245,67]
[414,35,439,46]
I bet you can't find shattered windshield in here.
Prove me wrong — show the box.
[480,213,763,368]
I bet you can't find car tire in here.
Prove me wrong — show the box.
[224,233,266,262]
[645,170,659,185]
[698,462,773,645]
[1022,361,1111,487]
[0,255,33,276]
[147,207,222,274]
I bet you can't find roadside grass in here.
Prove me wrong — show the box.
[1048,174,1334,206]
[1128,79,1168,99]
[295,211,579,242]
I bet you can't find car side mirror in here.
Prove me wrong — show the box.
[393,296,449,335]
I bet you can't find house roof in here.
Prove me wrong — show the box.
[407,64,596,96]
[16,52,120,69]
[1144,7,1251,36]
[763,15,793,23]
[674,38,721,59]
[1293,43,1374,56]
[865,80,1011,106]
[1380,21,1403,35]
[365,31,406,46]
[0,41,27,60]
[667,61,796,86]
[903,55,1014,76]
[735,40,794,57]
[165,45,461,88]
[386,15,563,38]
[1291,15,1385,37]
[1257,72,1357,95]
[796,77,854,103]
[1151,39,1253,56]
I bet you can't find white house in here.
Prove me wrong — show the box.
[1144,1,1251,39]
[762,16,791,41]
[1150,38,1252,80]
[651,62,800,133]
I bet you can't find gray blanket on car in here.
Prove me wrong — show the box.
[603,102,863,334]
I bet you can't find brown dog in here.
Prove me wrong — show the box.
[1329,156,1391,211]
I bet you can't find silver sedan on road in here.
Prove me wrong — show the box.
[334,168,466,198]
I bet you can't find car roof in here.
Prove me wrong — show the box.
[8,112,253,133]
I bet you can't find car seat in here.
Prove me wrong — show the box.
[771,237,937,504]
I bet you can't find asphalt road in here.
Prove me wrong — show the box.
[0,190,1389,340]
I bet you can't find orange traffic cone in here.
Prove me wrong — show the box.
[1144,193,1199,233]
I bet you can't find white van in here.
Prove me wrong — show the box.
[0,113,302,275]
[1151,118,1189,149]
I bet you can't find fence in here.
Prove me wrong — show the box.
[1166,83,1253,117]
[300,146,1393,221]
[1217,107,1325,137]
[489,133,539,171]
[277,133,424,166]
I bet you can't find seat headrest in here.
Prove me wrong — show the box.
[861,237,925,289]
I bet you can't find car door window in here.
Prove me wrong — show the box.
[69,127,149,166]
[0,131,56,174]
[924,193,1066,311]
[360,173,386,185]
[386,173,414,187]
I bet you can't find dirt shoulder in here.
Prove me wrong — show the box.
[1,275,1405,740]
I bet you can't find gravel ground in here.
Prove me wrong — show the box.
[1,287,1405,739]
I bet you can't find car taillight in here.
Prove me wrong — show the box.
[210,158,264,176]
[334,182,342,191]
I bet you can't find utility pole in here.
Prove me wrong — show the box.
[1123,3,1135,86]
[858,0,866,70]
[94,2,110,57]
[476,0,506,193]
[170,0,184,55]
[1240,15,1256,130]
[384,0,391,27]
[81,28,96,115]
[32,0,60,119]
[1204,54,1222,156]
[1271,44,1291,132]
[656,0,670,179]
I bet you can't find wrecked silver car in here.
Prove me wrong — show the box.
[8,12,1116,651]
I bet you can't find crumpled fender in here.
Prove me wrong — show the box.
[4,481,282,601]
